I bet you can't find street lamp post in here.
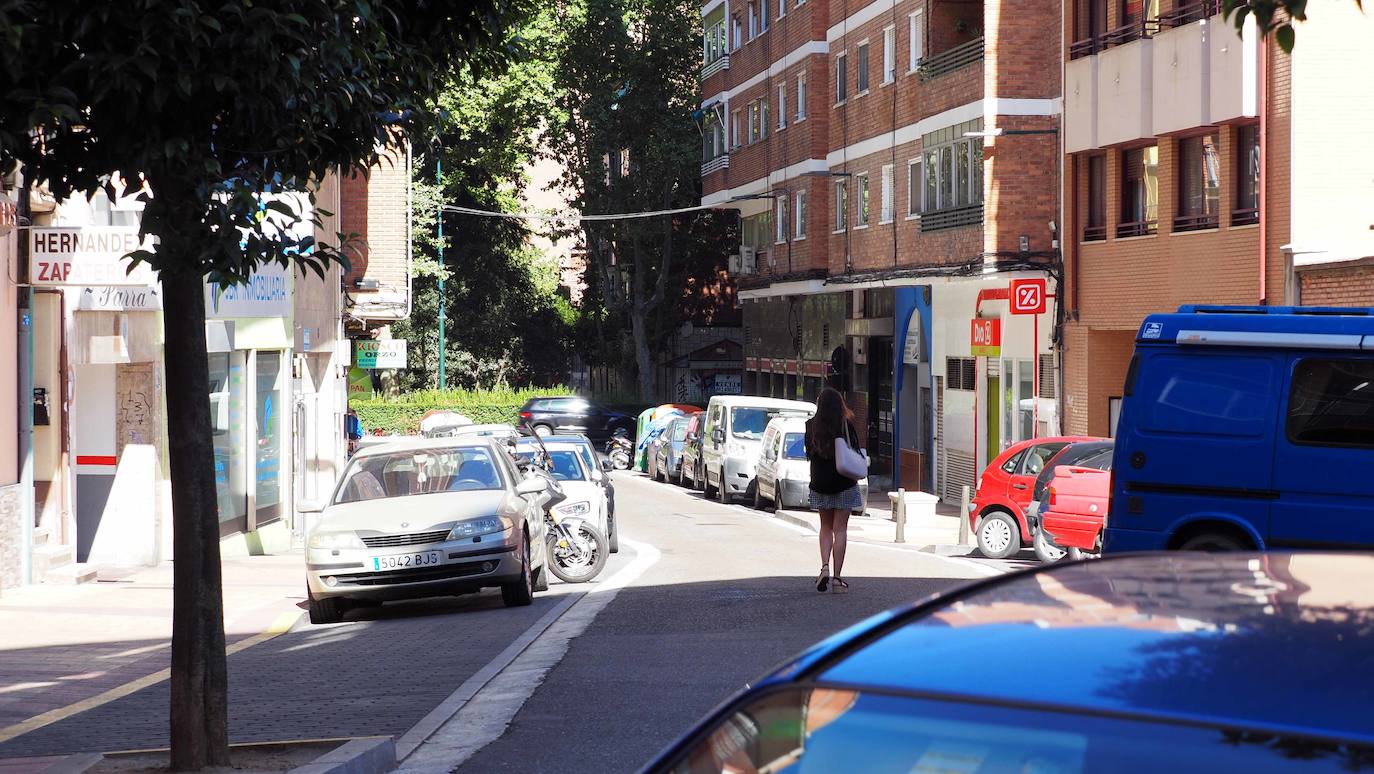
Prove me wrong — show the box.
[437,153,446,391]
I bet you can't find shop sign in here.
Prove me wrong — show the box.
[29,226,157,286]
[902,311,925,365]
[711,373,742,394]
[970,318,1001,357]
[1010,278,1047,315]
[355,339,407,369]
[78,285,162,311]
[348,366,375,399]
[205,261,291,319]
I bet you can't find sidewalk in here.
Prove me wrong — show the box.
[770,490,977,556]
[0,552,306,752]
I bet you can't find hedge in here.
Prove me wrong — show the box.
[352,387,575,434]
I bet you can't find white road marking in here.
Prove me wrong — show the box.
[394,538,662,772]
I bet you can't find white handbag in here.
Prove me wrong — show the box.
[834,427,869,480]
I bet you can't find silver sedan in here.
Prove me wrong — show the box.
[302,437,551,624]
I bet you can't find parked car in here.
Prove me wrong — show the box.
[652,415,695,483]
[517,396,635,443]
[538,434,616,551]
[701,395,815,504]
[1109,306,1374,553]
[444,423,520,444]
[1024,440,1114,562]
[753,415,868,513]
[514,438,615,553]
[1042,465,1112,559]
[678,412,707,489]
[301,437,551,623]
[968,436,1098,559]
[643,552,1374,773]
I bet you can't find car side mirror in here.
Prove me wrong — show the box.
[516,477,548,496]
[713,429,725,444]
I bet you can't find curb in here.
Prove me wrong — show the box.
[769,508,978,556]
[288,737,396,774]
[33,752,103,774]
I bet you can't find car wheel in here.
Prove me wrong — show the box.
[1032,529,1067,564]
[1066,547,1086,561]
[717,473,730,504]
[1177,532,1250,551]
[533,424,553,438]
[976,511,1022,560]
[752,483,764,510]
[308,594,344,625]
[703,469,717,498]
[501,537,535,607]
[608,515,620,553]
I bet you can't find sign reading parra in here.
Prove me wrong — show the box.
[355,339,407,369]
[29,227,157,286]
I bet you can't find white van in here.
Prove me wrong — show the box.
[754,416,870,512]
[701,395,814,503]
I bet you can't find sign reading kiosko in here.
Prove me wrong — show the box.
[29,226,157,286]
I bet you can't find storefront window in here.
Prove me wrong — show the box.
[1018,359,1035,440]
[209,352,247,532]
[255,351,284,521]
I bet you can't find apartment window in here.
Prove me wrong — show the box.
[855,172,871,226]
[742,211,772,252]
[947,357,976,391]
[882,26,897,83]
[775,196,788,244]
[1085,154,1106,241]
[795,191,807,239]
[835,179,848,231]
[776,85,787,129]
[836,53,848,102]
[921,125,984,215]
[1176,132,1220,231]
[908,11,925,71]
[748,3,758,39]
[778,0,787,18]
[760,0,769,31]
[856,42,871,93]
[703,113,726,163]
[907,158,923,216]
[1234,124,1260,225]
[760,99,769,138]
[704,19,727,66]
[747,102,757,143]
[880,164,894,222]
[731,109,742,148]
[732,15,743,49]
[796,72,808,120]
[1119,145,1159,237]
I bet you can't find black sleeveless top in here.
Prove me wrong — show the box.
[805,418,859,495]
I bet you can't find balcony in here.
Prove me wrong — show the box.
[917,38,984,81]
[701,55,730,81]
[701,154,730,176]
[1117,219,1157,238]
[1082,225,1107,242]
[920,204,983,232]
[1172,212,1219,232]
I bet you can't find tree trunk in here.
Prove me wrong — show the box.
[162,269,230,770]
[630,306,654,402]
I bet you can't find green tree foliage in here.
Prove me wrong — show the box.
[0,1,530,767]
[1222,0,1364,52]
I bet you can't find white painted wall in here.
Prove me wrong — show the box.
[1097,39,1154,147]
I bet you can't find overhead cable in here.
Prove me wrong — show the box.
[441,202,719,222]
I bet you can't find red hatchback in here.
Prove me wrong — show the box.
[969,436,1099,559]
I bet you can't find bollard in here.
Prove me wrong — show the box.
[958,485,972,545]
[894,488,906,544]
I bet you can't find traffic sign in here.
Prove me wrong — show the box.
[1010,278,1047,315]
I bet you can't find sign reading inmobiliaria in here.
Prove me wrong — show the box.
[29,226,158,286]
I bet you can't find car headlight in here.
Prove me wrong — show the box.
[448,516,508,540]
[308,531,364,550]
[556,501,591,516]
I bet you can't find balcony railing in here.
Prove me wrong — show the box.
[1173,212,1219,232]
[1117,219,1157,238]
[1157,0,1220,28]
[920,203,983,232]
[701,154,730,176]
[701,55,730,80]
[1069,17,1159,59]
[1231,207,1259,226]
[1082,225,1108,242]
[917,38,984,81]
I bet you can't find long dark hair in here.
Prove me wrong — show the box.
[809,388,853,460]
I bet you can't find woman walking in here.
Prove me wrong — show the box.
[805,388,865,593]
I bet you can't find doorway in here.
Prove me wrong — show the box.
[985,371,1000,469]
[867,336,894,479]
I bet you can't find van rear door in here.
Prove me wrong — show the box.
[1271,356,1374,549]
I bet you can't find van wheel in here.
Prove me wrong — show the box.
[976,511,1022,559]
[1033,529,1066,564]
[308,595,344,625]
[717,474,731,504]
[1177,532,1250,551]
[703,470,717,499]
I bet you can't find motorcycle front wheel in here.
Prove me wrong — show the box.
[546,523,609,583]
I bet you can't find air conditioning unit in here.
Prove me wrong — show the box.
[740,246,756,275]
[728,254,742,274]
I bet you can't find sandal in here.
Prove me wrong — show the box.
[816,566,830,593]
[831,577,849,594]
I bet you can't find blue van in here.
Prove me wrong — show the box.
[1105,305,1374,553]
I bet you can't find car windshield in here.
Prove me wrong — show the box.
[783,432,807,459]
[731,407,771,439]
[335,446,503,503]
[516,449,585,481]
[672,421,689,441]
[1034,443,1113,499]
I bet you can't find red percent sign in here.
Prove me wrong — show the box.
[1010,278,1047,315]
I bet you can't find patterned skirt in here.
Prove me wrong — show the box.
[808,485,864,512]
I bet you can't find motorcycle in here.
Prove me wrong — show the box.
[516,429,609,584]
[606,433,633,471]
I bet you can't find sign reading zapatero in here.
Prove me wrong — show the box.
[29,227,157,286]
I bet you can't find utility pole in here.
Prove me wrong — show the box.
[436,153,446,391]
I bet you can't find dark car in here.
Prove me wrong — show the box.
[1026,440,1114,562]
[518,396,634,444]
[644,553,1374,773]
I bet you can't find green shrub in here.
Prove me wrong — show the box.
[352,386,575,434]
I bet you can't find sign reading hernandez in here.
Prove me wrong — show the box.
[29,226,157,286]
[355,339,407,369]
